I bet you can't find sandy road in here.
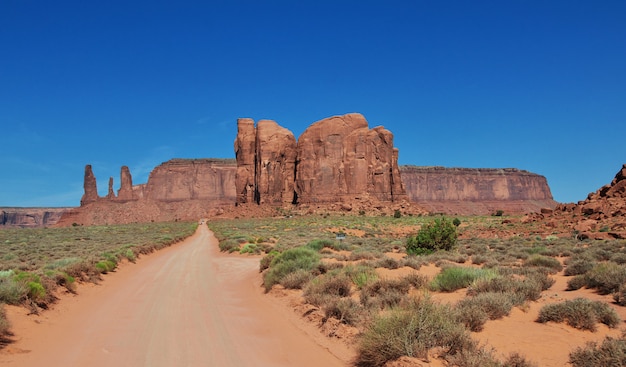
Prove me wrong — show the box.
[1,224,349,367]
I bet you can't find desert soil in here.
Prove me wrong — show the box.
[0,224,352,367]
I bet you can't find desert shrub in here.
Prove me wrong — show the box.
[614,284,626,306]
[430,267,497,292]
[322,297,362,326]
[564,257,595,276]
[349,250,380,261]
[259,250,279,272]
[569,334,626,367]
[393,209,402,218]
[279,269,314,289]
[468,273,544,304]
[0,272,27,304]
[343,265,378,289]
[447,345,536,367]
[263,247,320,292]
[95,260,117,274]
[453,218,461,227]
[306,239,334,252]
[303,272,352,305]
[355,296,471,367]
[401,256,425,270]
[523,255,563,273]
[360,278,411,309]
[406,216,457,255]
[0,304,9,337]
[239,243,260,254]
[218,239,240,253]
[585,262,626,294]
[536,298,620,331]
[458,292,514,321]
[403,272,429,289]
[471,254,489,265]
[455,302,489,332]
[566,275,588,291]
[372,257,400,269]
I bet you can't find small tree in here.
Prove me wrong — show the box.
[452,218,461,227]
[406,216,457,255]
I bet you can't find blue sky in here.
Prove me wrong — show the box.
[1,1,624,207]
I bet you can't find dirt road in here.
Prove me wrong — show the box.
[1,224,351,367]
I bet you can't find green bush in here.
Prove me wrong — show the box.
[279,269,314,290]
[218,239,240,253]
[263,247,320,292]
[355,296,471,367]
[536,298,620,331]
[406,216,457,255]
[306,239,335,251]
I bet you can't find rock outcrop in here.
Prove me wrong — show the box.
[529,164,626,240]
[116,166,135,201]
[295,113,407,204]
[57,159,237,226]
[1,208,68,228]
[234,119,297,205]
[235,113,407,208]
[80,165,99,206]
[401,166,557,215]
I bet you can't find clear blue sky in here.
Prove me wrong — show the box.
[1,1,624,207]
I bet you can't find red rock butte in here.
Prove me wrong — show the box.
[52,113,558,226]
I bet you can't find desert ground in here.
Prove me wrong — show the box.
[1,214,625,367]
[0,224,351,366]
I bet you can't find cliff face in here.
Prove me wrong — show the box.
[401,166,557,215]
[144,159,236,202]
[295,113,407,204]
[1,208,68,228]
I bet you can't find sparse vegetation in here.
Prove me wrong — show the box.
[569,333,626,366]
[536,298,620,331]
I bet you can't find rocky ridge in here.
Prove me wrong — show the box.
[0,208,68,228]
[525,164,626,240]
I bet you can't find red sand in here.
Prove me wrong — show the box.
[0,225,351,367]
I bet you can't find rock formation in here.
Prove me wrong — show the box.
[234,118,256,204]
[234,119,298,205]
[57,159,237,226]
[529,164,626,240]
[400,166,557,214]
[295,113,407,204]
[255,120,298,205]
[60,113,561,226]
[116,166,135,201]
[107,177,115,199]
[1,208,68,228]
[235,113,407,208]
[80,165,99,205]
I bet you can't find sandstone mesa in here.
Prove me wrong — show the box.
[3,113,563,227]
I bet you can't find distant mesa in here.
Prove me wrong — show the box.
[54,113,559,226]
